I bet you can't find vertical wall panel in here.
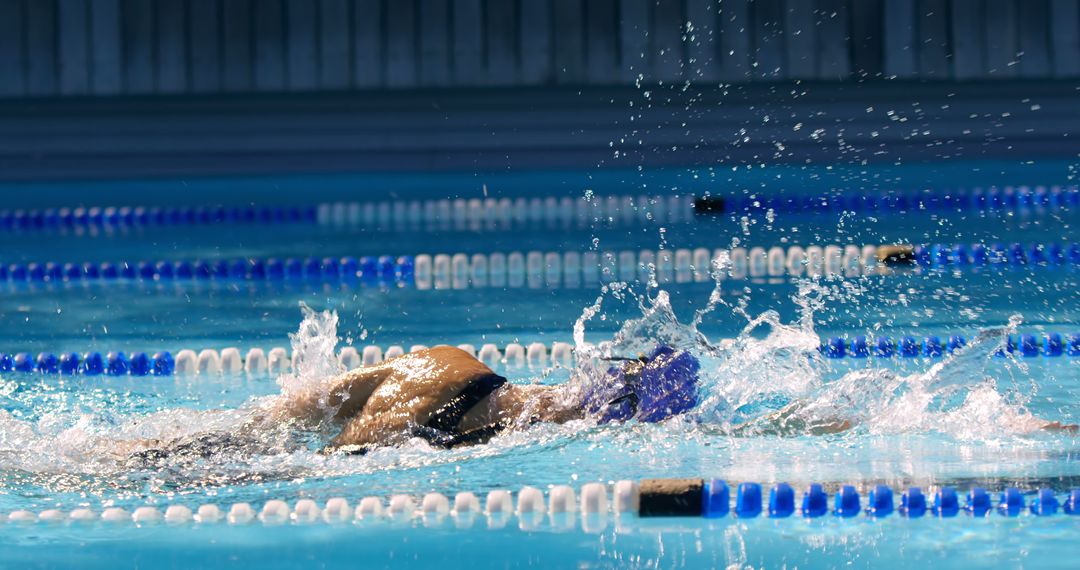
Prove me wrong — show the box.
[519,0,552,84]
[222,0,252,91]
[719,0,750,81]
[90,0,121,94]
[651,0,683,82]
[419,0,451,86]
[983,0,1016,78]
[353,0,382,87]
[188,0,222,92]
[3,0,1075,99]
[752,0,784,79]
[26,0,59,95]
[1051,0,1080,77]
[784,0,817,79]
[287,0,317,90]
[156,0,187,93]
[0,0,26,96]
[950,0,985,80]
[453,0,483,84]
[619,0,649,82]
[58,0,90,95]
[486,0,518,84]
[685,0,719,82]
[883,0,917,77]
[320,0,351,89]
[917,0,949,78]
[122,0,154,93]
[849,0,883,77]
[254,0,285,90]
[816,0,849,79]
[386,0,416,87]
[553,0,585,83]
[585,0,618,84]
[1017,0,1050,77]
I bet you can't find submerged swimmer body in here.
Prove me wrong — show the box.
[130,344,1075,463]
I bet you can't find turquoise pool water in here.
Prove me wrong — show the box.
[1,162,1078,568]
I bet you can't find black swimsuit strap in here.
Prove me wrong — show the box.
[424,373,507,434]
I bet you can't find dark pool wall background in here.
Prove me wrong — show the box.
[0,0,1078,181]
[1,0,1078,96]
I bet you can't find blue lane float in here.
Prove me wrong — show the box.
[647,480,1080,519]
[900,488,927,518]
[935,487,960,517]
[998,488,1024,517]
[834,486,861,518]
[801,484,829,518]
[867,486,893,517]
[653,480,1080,520]
[2,255,418,287]
[1033,489,1060,516]
[726,186,1078,218]
[917,241,1080,267]
[0,351,173,377]
[820,333,1080,359]
[768,483,795,518]
[701,480,730,518]
[735,483,763,518]
[967,488,993,517]
[0,205,318,231]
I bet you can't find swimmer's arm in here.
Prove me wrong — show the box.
[1038,421,1078,434]
[730,402,852,437]
[328,410,412,449]
[736,403,1076,436]
[467,384,584,428]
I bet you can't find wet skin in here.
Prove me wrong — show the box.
[269,345,582,451]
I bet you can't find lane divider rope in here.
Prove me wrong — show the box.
[0,195,693,232]
[4,242,1078,290]
[4,332,1078,378]
[0,205,317,230]
[4,184,1075,233]
[820,333,1080,358]
[316,195,696,228]
[0,244,881,288]
[3,480,1078,528]
[914,242,1080,266]
[726,185,1077,217]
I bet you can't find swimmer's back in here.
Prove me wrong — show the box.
[130,346,503,460]
[327,345,504,450]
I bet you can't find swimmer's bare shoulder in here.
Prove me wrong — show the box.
[267,345,481,424]
[326,345,501,450]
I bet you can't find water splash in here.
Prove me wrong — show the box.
[273,302,348,428]
[565,272,1055,441]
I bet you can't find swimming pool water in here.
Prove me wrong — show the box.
[1,162,1078,568]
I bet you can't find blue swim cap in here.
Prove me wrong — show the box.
[589,345,701,424]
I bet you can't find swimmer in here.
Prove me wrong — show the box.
[129,344,1075,462]
[128,344,700,461]
[278,343,1075,450]
[275,344,702,454]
